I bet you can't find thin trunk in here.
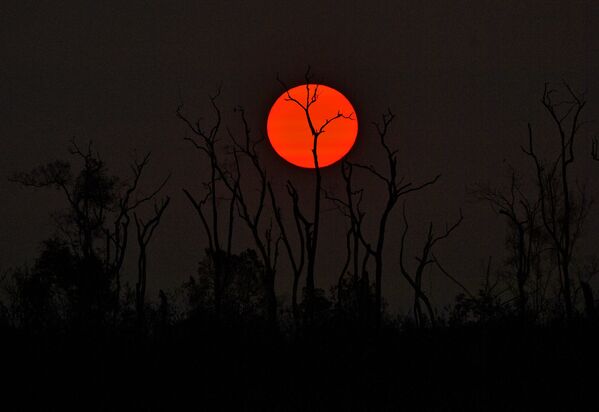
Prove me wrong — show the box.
[560,128,573,320]
[136,249,146,324]
[374,252,383,328]
[305,134,321,323]
[292,272,300,327]
[265,269,277,328]
[580,281,596,320]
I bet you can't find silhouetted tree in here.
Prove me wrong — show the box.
[399,204,462,327]
[178,89,237,323]
[183,248,267,323]
[3,261,61,331]
[448,257,510,325]
[269,180,306,328]
[134,196,170,325]
[522,83,591,320]
[276,68,354,323]
[471,169,545,321]
[157,288,170,334]
[179,90,285,329]
[325,160,372,325]
[10,142,117,326]
[345,110,440,328]
[10,140,169,328]
[223,107,281,328]
[107,152,169,320]
[577,258,598,321]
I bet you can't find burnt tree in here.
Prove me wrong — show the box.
[325,160,372,324]
[134,196,170,324]
[348,110,440,328]
[399,204,462,327]
[471,170,543,321]
[224,106,282,328]
[178,90,237,323]
[277,69,354,323]
[522,83,591,320]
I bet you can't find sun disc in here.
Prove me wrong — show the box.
[266,84,358,168]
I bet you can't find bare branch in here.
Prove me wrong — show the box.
[432,255,474,299]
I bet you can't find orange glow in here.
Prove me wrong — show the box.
[267,84,358,168]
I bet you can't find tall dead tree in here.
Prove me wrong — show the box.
[107,153,170,320]
[269,181,306,327]
[522,83,591,320]
[399,204,462,327]
[471,170,543,321]
[134,196,170,324]
[179,91,285,327]
[349,110,440,328]
[277,69,354,322]
[325,160,372,323]
[224,106,281,328]
[178,89,237,322]
[586,139,599,319]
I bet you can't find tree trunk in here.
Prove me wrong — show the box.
[580,280,595,320]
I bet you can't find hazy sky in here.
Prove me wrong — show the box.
[2,1,599,312]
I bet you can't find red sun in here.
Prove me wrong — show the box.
[266,84,358,168]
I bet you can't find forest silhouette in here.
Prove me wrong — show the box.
[2,77,599,411]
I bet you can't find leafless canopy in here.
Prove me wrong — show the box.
[520,82,591,319]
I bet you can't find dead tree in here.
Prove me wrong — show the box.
[577,259,598,321]
[592,138,599,161]
[277,68,354,322]
[399,204,462,327]
[471,170,543,321]
[349,110,440,328]
[107,153,169,320]
[224,106,281,328]
[179,90,284,327]
[134,196,170,324]
[521,83,591,320]
[178,89,237,322]
[269,181,306,328]
[325,160,372,323]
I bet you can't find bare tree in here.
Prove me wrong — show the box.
[107,153,170,320]
[134,196,170,324]
[471,169,543,321]
[178,91,284,327]
[521,82,591,320]
[178,89,237,322]
[269,180,306,327]
[225,106,281,328]
[592,138,599,161]
[399,204,462,327]
[325,160,372,323]
[347,110,440,327]
[276,68,354,322]
[577,258,598,321]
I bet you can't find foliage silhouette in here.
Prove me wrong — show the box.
[8,140,169,331]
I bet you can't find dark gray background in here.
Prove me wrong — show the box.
[2,1,598,313]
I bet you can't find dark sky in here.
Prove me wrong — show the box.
[2,0,599,313]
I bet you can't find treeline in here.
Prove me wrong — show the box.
[1,80,598,340]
